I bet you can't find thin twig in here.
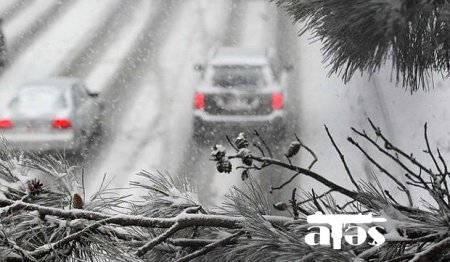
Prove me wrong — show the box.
[136,222,183,257]
[249,155,358,200]
[81,163,86,202]
[311,189,325,213]
[437,148,448,178]
[252,141,266,157]
[225,135,238,151]
[347,136,413,206]
[0,194,29,218]
[384,190,400,205]
[436,148,450,203]
[30,218,112,259]
[174,231,245,262]
[294,133,317,169]
[290,188,299,219]
[3,237,37,261]
[424,123,443,176]
[253,130,273,158]
[297,189,334,205]
[367,119,433,176]
[325,126,360,190]
[271,172,300,192]
[337,199,357,211]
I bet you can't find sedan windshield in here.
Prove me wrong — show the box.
[210,65,266,87]
[10,87,67,113]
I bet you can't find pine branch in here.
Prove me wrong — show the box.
[0,198,293,229]
[29,218,113,259]
[249,155,358,200]
[174,231,245,262]
[274,0,450,92]
[410,236,450,262]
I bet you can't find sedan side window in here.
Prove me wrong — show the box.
[73,85,88,105]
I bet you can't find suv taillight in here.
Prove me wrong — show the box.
[272,92,283,110]
[0,119,12,128]
[194,92,204,109]
[53,118,71,129]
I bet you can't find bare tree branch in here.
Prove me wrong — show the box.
[347,136,413,207]
[325,125,360,191]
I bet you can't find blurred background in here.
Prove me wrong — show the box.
[0,0,449,207]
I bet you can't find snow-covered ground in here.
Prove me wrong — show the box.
[0,0,120,107]
[0,0,448,208]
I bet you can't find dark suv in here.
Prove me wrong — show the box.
[193,47,289,141]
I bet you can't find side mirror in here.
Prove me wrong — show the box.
[283,64,294,72]
[88,91,99,98]
[194,63,204,72]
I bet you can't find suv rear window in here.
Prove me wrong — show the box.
[10,87,67,113]
[210,65,266,87]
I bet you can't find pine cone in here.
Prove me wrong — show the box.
[273,202,289,211]
[216,157,232,173]
[237,148,253,166]
[210,145,226,161]
[241,169,249,181]
[27,179,43,195]
[234,132,249,149]
[286,141,301,157]
[73,193,83,209]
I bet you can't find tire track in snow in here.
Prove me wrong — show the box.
[119,0,232,179]
[0,0,123,105]
[5,0,75,63]
[57,0,141,78]
[88,0,236,196]
[83,0,180,190]
[222,0,245,47]
[255,4,302,204]
[0,0,28,23]
[174,0,250,205]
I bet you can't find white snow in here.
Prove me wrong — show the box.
[85,0,156,93]
[0,0,446,212]
[0,0,20,16]
[3,0,57,44]
[208,0,277,204]
[0,0,120,107]
[88,0,232,198]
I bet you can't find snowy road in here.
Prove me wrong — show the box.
[0,0,448,207]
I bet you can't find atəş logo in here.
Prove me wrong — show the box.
[305,212,387,249]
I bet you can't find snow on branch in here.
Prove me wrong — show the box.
[1,121,450,261]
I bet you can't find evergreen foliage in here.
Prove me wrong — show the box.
[0,121,449,261]
[274,0,450,92]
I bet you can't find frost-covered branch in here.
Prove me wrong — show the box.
[2,121,450,261]
[174,231,245,262]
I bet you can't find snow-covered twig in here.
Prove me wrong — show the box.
[29,218,113,259]
[136,222,182,257]
[174,231,244,262]
[0,198,293,229]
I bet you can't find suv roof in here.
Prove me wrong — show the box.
[209,47,271,66]
[20,77,81,90]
